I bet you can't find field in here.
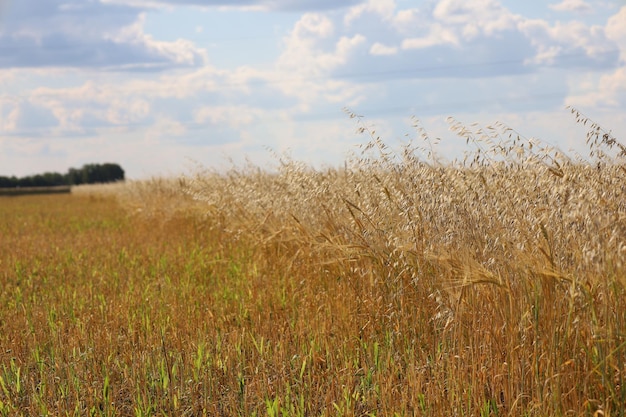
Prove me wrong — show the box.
[0,186,71,197]
[1,112,625,416]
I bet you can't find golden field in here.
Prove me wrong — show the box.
[0,111,625,416]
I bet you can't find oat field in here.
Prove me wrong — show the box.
[1,111,625,416]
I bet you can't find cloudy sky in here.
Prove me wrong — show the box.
[0,0,624,178]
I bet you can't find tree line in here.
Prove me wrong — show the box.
[0,163,124,188]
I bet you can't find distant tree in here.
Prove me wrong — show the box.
[33,174,45,187]
[102,163,125,182]
[17,176,34,187]
[0,176,18,187]
[81,164,98,184]
[67,168,83,185]
[67,163,125,185]
[44,172,66,186]
[1,163,125,188]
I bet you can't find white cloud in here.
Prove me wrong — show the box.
[549,0,592,13]
[574,67,626,107]
[0,0,207,70]
[0,98,21,132]
[101,0,364,12]
[292,13,334,38]
[193,105,260,128]
[105,13,208,67]
[273,32,367,109]
[273,13,339,85]
[518,16,618,67]
[392,8,421,31]
[107,99,151,125]
[605,6,626,60]
[145,117,187,139]
[344,0,396,25]
[432,0,520,37]
[560,7,626,111]
[342,0,616,77]
[401,23,460,49]
[370,42,398,56]
[11,70,208,138]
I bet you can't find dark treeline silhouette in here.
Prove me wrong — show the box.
[0,163,125,188]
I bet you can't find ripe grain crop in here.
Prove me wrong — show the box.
[0,108,624,416]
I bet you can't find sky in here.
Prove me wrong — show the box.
[0,0,624,179]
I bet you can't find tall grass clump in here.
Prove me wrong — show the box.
[72,177,200,219]
[179,107,626,415]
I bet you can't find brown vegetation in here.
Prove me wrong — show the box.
[0,186,71,196]
[0,108,624,415]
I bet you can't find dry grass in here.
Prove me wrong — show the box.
[0,186,71,196]
[1,108,625,416]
